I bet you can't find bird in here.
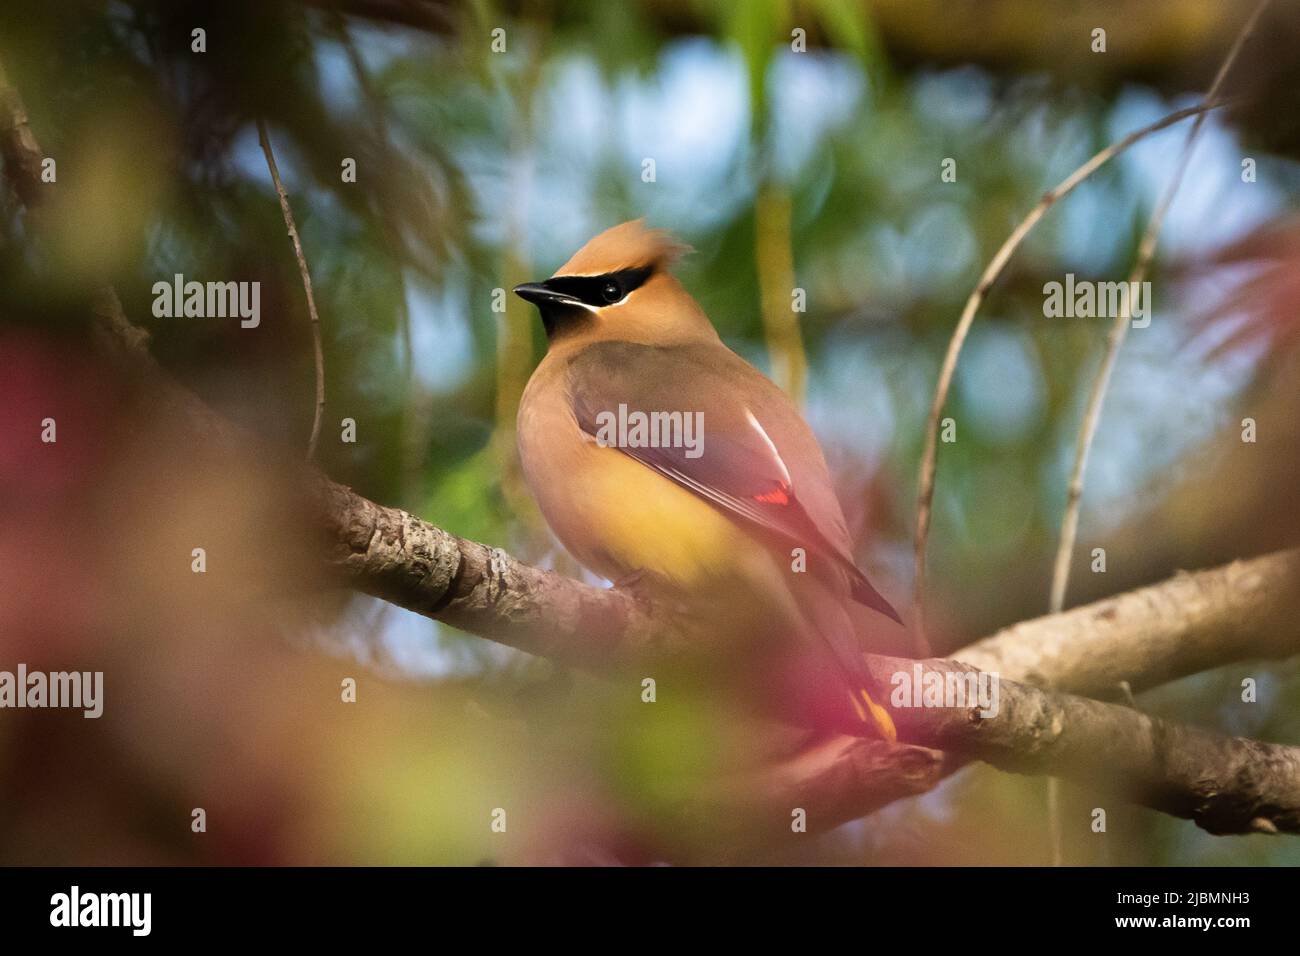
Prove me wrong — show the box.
[513,220,901,741]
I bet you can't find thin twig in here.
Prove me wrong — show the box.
[1040,0,1271,867]
[1048,0,1269,616]
[257,119,327,461]
[910,98,1227,656]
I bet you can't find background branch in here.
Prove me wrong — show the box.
[1049,0,1270,623]
[1043,0,1269,861]
[256,118,328,461]
[910,98,1227,653]
[958,549,1300,692]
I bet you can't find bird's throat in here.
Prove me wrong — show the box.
[540,304,594,342]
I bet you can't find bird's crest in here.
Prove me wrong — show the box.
[555,219,692,277]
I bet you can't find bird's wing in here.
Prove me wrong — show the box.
[565,340,900,623]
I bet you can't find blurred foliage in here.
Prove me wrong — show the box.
[1,0,1298,865]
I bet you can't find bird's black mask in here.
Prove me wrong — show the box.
[513,266,653,337]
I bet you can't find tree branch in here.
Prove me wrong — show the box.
[313,477,683,670]
[958,549,1300,693]
[866,654,1300,836]
[315,480,1300,834]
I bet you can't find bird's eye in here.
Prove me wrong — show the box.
[601,282,621,304]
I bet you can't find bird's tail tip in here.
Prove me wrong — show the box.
[850,687,897,742]
[851,573,904,626]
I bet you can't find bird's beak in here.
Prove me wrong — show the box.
[513,281,582,308]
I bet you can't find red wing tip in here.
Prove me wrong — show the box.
[752,487,790,505]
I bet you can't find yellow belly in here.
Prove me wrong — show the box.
[541,441,750,588]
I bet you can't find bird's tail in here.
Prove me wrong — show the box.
[849,567,904,626]
[848,684,897,742]
[779,570,898,742]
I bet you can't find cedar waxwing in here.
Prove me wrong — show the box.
[513,220,900,740]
